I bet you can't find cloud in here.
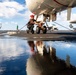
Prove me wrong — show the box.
[71,13,76,20]
[2,21,18,25]
[0,0,25,18]
[65,43,71,48]
[0,67,5,74]
[57,9,76,21]
[57,11,67,21]
[25,9,32,18]
[3,1,24,11]
[11,21,18,24]
[0,40,25,62]
[4,22,8,24]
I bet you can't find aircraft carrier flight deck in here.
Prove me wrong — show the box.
[1,30,76,41]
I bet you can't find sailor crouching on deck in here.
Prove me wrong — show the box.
[27,14,36,34]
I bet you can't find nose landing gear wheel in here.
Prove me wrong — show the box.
[42,26,47,34]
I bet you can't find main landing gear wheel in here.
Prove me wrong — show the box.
[42,26,47,34]
[36,26,40,34]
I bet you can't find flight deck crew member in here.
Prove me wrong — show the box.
[27,41,35,54]
[27,15,36,33]
[16,25,19,30]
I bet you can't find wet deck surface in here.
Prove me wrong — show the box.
[9,30,76,41]
[0,30,76,41]
[0,32,76,75]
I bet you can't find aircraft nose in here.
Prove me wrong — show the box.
[25,0,42,14]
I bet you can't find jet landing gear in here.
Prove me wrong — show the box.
[36,26,47,34]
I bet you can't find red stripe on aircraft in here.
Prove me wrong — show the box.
[54,0,67,7]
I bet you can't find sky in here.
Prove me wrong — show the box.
[0,0,32,30]
[0,0,76,30]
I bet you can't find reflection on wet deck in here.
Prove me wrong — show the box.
[26,41,76,75]
[0,37,76,75]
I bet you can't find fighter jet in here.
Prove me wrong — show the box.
[25,0,76,21]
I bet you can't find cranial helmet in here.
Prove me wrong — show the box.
[30,15,34,19]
